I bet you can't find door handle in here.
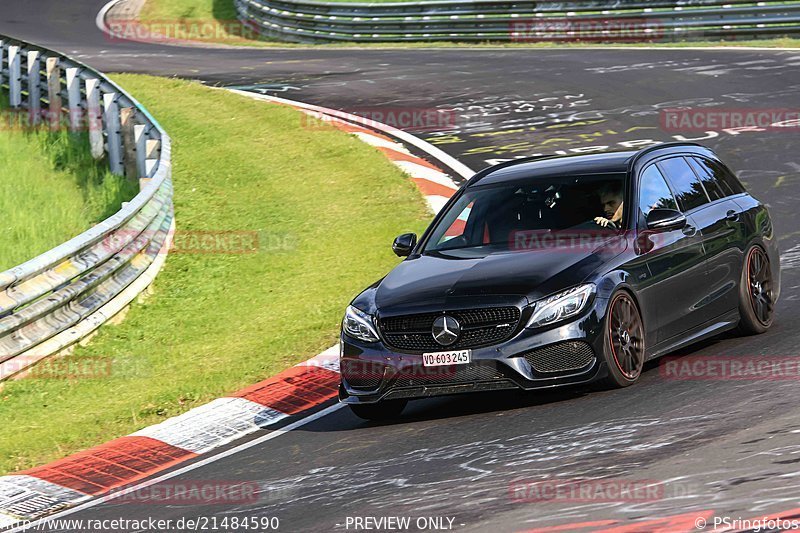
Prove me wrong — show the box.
[726,209,740,222]
[682,225,697,236]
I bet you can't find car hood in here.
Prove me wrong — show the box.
[374,241,623,312]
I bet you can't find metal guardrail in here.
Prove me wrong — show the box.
[0,34,173,379]
[235,0,800,42]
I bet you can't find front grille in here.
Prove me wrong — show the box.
[341,359,386,391]
[383,380,518,400]
[380,307,521,352]
[393,363,506,388]
[521,341,595,374]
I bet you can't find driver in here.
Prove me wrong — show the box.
[594,182,623,228]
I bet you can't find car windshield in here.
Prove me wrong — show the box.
[423,173,626,254]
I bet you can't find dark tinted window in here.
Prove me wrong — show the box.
[686,157,726,201]
[639,165,678,217]
[657,157,709,212]
[422,174,626,253]
[688,156,746,197]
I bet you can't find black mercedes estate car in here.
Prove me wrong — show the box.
[340,143,779,420]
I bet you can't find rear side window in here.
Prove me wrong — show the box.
[686,157,726,201]
[639,165,678,217]
[657,157,710,212]
[688,156,746,197]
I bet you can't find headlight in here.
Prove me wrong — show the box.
[527,284,595,329]
[342,305,380,343]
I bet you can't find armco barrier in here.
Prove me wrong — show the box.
[234,0,800,43]
[0,34,173,379]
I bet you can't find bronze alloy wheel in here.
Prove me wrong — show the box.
[608,293,645,381]
[746,246,774,327]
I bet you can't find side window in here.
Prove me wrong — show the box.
[639,165,678,218]
[688,156,746,197]
[657,157,710,212]
[686,157,726,201]
[439,201,474,244]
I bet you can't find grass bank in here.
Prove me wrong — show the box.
[0,102,136,272]
[0,75,430,474]
[139,0,800,48]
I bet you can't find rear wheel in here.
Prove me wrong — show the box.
[348,399,408,421]
[737,245,774,334]
[599,291,645,388]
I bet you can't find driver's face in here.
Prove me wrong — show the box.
[600,192,622,219]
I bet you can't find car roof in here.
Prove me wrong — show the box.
[468,142,713,188]
[471,151,636,187]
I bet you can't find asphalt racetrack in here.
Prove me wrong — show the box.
[2,1,800,530]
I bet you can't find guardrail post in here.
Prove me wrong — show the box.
[134,124,147,181]
[85,78,104,159]
[27,50,41,126]
[66,68,82,133]
[0,33,173,380]
[8,46,22,108]
[46,57,62,131]
[103,92,124,175]
[145,138,161,176]
[120,107,138,181]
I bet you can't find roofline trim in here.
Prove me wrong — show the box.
[628,141,706,171]
[467,151,636,187]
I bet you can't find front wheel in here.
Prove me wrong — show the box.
[599,291,645,388]
[737,245,774,335]
[348,399,408,421]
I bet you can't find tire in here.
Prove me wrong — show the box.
[737,245,775,335]
[599,290,645,389]
[348,399,408,421]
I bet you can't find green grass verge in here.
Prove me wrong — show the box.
[0,100,137,272]
[139,0,800,48]
[142,0,236,21]
[0,75,430,475]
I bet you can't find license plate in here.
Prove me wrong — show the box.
[422,349,471,367]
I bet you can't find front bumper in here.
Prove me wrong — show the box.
[339,297,610,404]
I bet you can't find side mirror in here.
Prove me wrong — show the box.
[392,233,417,257]
[646,208,686,231]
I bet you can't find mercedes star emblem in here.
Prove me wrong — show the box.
[432,315,461,346]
